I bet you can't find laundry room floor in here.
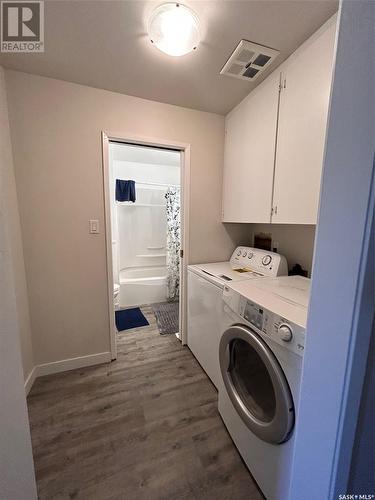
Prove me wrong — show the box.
[27,305,263,500]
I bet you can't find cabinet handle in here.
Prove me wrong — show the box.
[274,206,278,215]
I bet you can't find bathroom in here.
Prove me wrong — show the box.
[109,142,181,335]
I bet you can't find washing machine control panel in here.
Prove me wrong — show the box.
[230,246,288,277]
[243,300,264,331]
[239,297,306,357]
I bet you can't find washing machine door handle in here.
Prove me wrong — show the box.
[219,324,295,444]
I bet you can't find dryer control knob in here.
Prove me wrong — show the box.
[278,324,293,342]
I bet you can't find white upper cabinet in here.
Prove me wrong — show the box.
[222,15,336,225]
[272,18,336,224]
[222,69,281,223]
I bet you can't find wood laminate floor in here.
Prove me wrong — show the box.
[27,305,263,500]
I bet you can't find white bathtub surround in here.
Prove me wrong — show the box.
[165,187,181,301]
[118,266,168,307]
[110,143,181,308]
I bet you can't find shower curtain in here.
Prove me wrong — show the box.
[165,187,181,302]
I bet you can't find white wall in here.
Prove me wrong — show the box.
[290,1,375,497]
[0,75,34,384]
[250,223,316,275]
[5,70,249,366]
[0,65,37,499]
[348,320,375,493]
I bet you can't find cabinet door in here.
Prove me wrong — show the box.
[222,70,280,223]
[272,18,336,224]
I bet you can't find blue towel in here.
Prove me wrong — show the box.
[116,180,136,202]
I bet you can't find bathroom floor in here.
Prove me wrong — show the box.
[27,305,263,500]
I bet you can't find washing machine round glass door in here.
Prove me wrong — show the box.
[219,324,294,444]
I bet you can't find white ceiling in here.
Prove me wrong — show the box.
[0,0,338,115]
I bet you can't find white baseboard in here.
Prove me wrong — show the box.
[24,366,37,395]
[24,352,112,393]
[37,352,112,377]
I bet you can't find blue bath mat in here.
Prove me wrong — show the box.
[115,308,149,332]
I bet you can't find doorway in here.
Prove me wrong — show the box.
[102,133,190,359]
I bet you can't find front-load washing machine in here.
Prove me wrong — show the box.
[187,247,288,388]
[218,276,310,500]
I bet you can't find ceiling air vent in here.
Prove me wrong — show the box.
[221,40,279,82]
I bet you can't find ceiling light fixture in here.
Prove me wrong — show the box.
[148,3,200,57]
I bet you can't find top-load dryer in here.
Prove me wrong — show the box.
[187,246,288,387]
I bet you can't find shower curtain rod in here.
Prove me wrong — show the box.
[135,181,180,188]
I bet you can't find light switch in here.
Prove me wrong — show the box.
[89,219,100,234]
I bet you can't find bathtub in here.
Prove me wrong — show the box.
[118,266,167,307]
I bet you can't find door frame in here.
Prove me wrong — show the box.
[101,131,191,359]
